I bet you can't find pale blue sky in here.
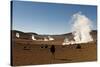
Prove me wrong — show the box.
[12,1,97,34]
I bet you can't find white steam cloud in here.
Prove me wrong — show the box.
[72,12,93,43]
[62,12,93,45]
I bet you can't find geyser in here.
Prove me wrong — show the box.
[62,12,93,45]
[72,12,93,43]
[32,35,36,40]
[16,33,20,38]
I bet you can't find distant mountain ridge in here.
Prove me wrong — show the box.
[12,30,38,35]
[11,30,97,41]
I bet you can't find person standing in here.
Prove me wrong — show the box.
[50,45,55,60]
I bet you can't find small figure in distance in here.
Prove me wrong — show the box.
[76,44,81,49]
[50,45,55,60]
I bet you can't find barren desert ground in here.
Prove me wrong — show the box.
[11,30,97,66]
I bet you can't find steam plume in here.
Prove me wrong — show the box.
[72,12,93,43]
